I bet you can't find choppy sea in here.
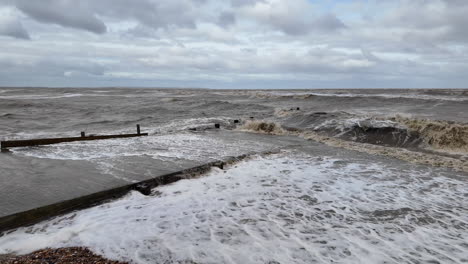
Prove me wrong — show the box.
[0,88,467,263]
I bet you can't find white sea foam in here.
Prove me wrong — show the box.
[11,132,277,180]
[311,117,404,133]
[11,133,267,162]
[0,152,466,264]
[152,117,233,134]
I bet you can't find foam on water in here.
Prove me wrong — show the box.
[0,152,466,264]
[239,120,286,135]
[249,91,468,102]
[10,131,278,181]
[311,117,404,133]
[152,117,234,134]
[8,115,240,160]
[11,133,268,162]
[389,115,468,154]
[237,120,468,172]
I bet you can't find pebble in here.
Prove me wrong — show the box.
[0,247,128,264]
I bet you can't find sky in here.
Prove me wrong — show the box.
[0,0,467,89]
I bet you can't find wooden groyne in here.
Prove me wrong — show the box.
[1,124,148,149]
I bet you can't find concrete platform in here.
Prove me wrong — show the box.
[0,130,306,232]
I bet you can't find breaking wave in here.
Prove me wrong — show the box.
[239,120,285,135]
[276,110,468,155]
[390,115,468,154]
[238,118,468,172]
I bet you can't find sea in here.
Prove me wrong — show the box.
[0,88,467,263]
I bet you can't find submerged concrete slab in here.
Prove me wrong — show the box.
[0,130,306,232]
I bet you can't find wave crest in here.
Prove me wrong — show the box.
[239,120,285,135]
[391,116,468,154]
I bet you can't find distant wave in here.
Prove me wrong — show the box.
[308,92,468,102]
[0,93,84,100]
[0,89,18,94]
[249,91,468,102]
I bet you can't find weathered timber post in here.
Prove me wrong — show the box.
[0,126,148,149]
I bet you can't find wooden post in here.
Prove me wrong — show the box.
[1,128,148,149]
[137,124,141,135]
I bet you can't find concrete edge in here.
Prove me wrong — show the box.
[0,151,272,234]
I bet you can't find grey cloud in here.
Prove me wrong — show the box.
[0,12,30,39]
[265,14,345,35]
[441,0,468,7]
[4,0,238,36]
[275,20,309,36]
[361,49,380,62]
[231,0,264,7]
[240,0,346,36]
[123,24,159,39]
[0,0,15,5]
[92,0,198,30]
[1,0,468,88]
[381,0,468,44]
[218,12,236,28]
[8,0,201,34]
[15,0,106,34]
[314,14,346,32]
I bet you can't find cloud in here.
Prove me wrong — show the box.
[7,0,213,34]
[230,0,263,7]
[242,0,345,35]
[218,11,236,28]
[314,14,346,32]
[0,0,468,88]
[0,7,29,39]
[15,0,106,34]
[92,0,199,30]
[378,0,468,44]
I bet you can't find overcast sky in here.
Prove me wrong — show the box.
[0,0,467,88]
